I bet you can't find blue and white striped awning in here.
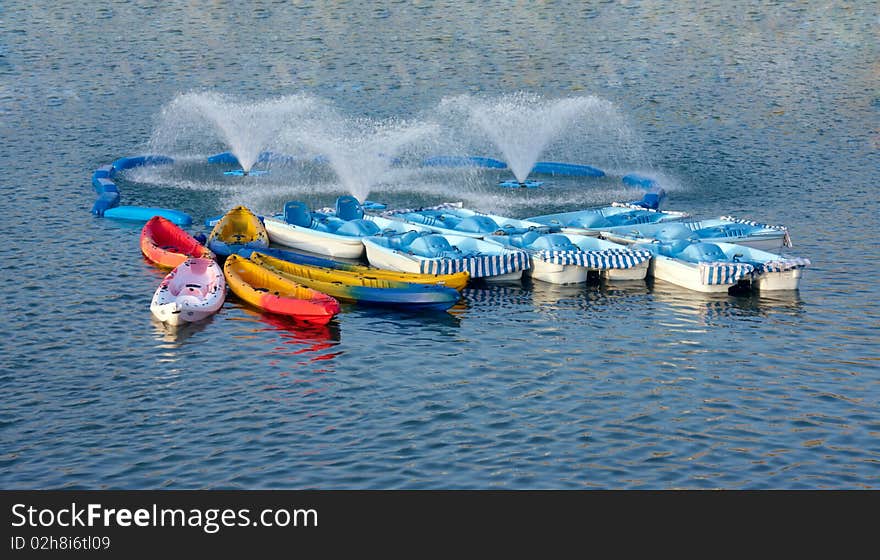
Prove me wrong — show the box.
[719,215,792,247]
[419,251,530,277]
[699,261,755,285]
[535,248,653,269]
[753,257,811,274]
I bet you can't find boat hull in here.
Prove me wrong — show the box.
[753,268,803,291]
[264,217,366,258]
[648,256,737,293]
[362,239,523,283]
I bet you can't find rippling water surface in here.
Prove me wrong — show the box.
[1,1,877,488]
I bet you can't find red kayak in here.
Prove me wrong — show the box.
[141,216,214,268]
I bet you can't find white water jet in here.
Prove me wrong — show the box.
[439,92,637,183]
[149,92,321,172]
[282,116,439,202]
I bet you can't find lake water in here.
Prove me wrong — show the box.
[1,1,877,489]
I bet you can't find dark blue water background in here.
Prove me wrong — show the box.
[1,2,877,488]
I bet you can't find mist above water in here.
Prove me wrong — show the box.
[144,91,655,210]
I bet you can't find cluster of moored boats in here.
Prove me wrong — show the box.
[143,193,809,326]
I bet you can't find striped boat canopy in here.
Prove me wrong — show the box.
[753,257,811,274]
[719,216,792,247]
[419,251,530,277]
[535,248,653,270]
[699,261,755,285]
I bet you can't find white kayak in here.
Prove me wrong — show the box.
[150,257,226,325]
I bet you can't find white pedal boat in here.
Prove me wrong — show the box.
[635,240,809,293]
[362,231,529,283]
[150,257,226,325]
[600,217,791,251]
[263,195,422,259]
[527,202,690,236]
[387,204,551,239]
[490,231,652,284]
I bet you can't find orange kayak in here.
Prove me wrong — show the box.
[141,216,214,268]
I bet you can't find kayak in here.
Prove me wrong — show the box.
[150,258,226,325]
[236,246,469,291]
[250,251,461,311]
[222,254,340,324]
[207,206,269,257]
[141,215,214,268]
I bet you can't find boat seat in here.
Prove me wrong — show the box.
[409,234,456,258]
[694,224,751,238]
[312,216,344,233]
[284,201,312,228]
[388,230,421,250]
[335,195,364,221]
[675,242,728,263]
[653,223,695,242]
[605,210,647,226]
[335,219,381,237]
[566,212,611,229]
[454,215,500,234]
[434,214,463,228]
[508,230,542,248]
[528,234,579,252]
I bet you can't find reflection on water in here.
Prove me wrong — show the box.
[151,315,212,346]
[648,279,805,326]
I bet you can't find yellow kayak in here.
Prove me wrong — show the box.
[207,206,269,258]
[223,254,340,324]
[250,252,462,310]
[238,246,469,291]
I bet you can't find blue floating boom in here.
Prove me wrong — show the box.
[92,177,118,194]
[622,173,659,189]
[499,180,543,188]
[223,169,270,176]
[104,206,192,226]
[91,191,120,215]
[531,162,605,177]
[207,152,240,165]
[422,155,508,169]
[208,151,288,166]
[88,155,184,223]
[93,164,115,180]
[112,155,174,173]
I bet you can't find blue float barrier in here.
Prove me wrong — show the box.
[92,177,118,194]
[532,161,605,177]
[208,151,293,166]
[112,155,174,172]
[499,180,543,188]
[93,164,114,180]
[207,152,240,165]
[89,155,191,225]
[223,169,269,176]
[622,173,659,189]
[104,206,192,226]
[423,155,508,169]
[91,191,120,216]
